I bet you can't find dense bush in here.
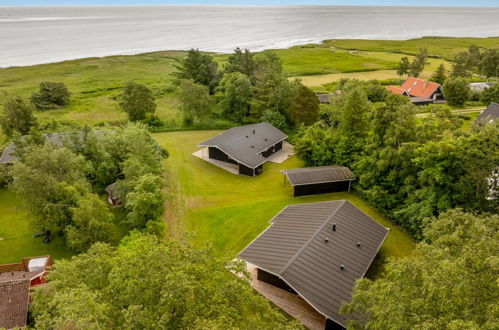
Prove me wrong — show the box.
[31,81,70,110]
[0,97,37,137]
[443,77,471,106]
[119,82,157,122]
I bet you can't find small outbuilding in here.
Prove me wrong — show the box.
[196,122,289,177]
[239,200,389,329]
[469,82,495,92]
[105,182,121,207]
[476,102,499,125]
[281,166,355,197]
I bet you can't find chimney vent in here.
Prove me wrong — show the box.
[340,264,345,271]
[357,241,361,247]
[253,129,256,134]
[251,146,254,148]
[246,135,249,138]
[332,223,336,232]
[324,237,329,243]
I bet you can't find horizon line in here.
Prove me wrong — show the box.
[1,4,498,8]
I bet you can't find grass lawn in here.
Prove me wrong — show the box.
[325,37,499,60]
[0,189,74,264]
[154,130,416,278]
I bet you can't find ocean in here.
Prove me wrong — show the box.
[1,5,498,68]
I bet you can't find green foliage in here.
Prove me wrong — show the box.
[30,81,71,110]
[443,77,471,106]
[430,63,447,85]
[396,56,410,77]
[408,48,428,78]
[175,49,219,93]
[261,109,288,132]
[451,51,473,78]
[119,81,157,122]
[124,174,165,230]
[478,48,499,78]
[217,72,253,123]
[287,81,319,127]
[295,82,498,238]
[224,47,256,81]
[342,210,499,329]
[178,79,213,123]
[0,97,37,137]
[31,233,300,329]
[250,52,293,122]
[66,193,115,252]
[480,84,499,105]
[10,144,90,233]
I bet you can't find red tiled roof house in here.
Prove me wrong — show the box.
[388,77,444,105]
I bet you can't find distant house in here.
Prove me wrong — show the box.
[469,82,495,92]
[239,200,389,329]
[0,130,111,164]
[281,166,355,197]
[0,256,52,329]
[476,102,499,125]
[388,77,444,105]
[317,93,337,104]
[196,123,289,177]
[105,182,121,207]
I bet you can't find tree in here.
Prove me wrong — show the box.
[339,87,371,138]
[287,82,319,127]
[0,97,37,137]
[480,84,499,105]
[261,109,288,131]
[178,79,212,123]
[409,48,428,78]
[119,82,157,122]
[217,72,253,122]
[443,77,470,106]
[478,49,499,78]
[451,51,473,78]
[65,193,115,252]
[397,57,410,77]
[31,233,300,329]
[124,174,165,231]
[224,47,256,80]
[341,210,499,329]
[430,63,447,85]
[11,144,90,233]
[174,49,219,93]
[250,52,293,122]
[30,81,70,110]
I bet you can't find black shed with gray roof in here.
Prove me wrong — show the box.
[281,166,355,196]
[239,200,389,329]
[198,122,287,176]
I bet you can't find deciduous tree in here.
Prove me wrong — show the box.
[178,79,213,123]
[30,81,70,110]
[0,97,37,137]
[443,77,470,106]
[287,81,319,127]
[119,82,157,122]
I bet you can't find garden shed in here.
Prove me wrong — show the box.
[281,166,355,196]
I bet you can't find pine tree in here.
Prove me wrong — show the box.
[430,64,447,85]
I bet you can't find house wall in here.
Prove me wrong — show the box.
[293,181,351,197]
[325,318,345,330]
[257,268,296,294]
[239,163,255,176]
[432,87,444,100]
[261,141,283,158]
[208,147,238,164]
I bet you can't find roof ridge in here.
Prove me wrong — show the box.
[279,200,347,276]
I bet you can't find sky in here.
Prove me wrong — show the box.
[0,1,497,7]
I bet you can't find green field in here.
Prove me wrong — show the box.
[155,130,415,277]
[0,190,74,264]
[325,37,499,60]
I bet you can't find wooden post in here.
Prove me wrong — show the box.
[348,180,351,192]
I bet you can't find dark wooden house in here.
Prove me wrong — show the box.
[239,201,389,329]
[282,166,355,197]
[198,122,288,176]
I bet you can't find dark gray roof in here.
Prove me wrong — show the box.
[476,103,499,124]
[282,166,355,186]
[239,200,389,326]
[105,182,117,195]
[198,122,287,168]
[317,93,336,104]
[0,131,111,164]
